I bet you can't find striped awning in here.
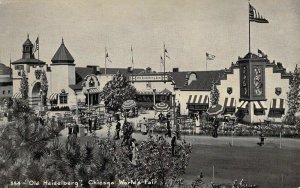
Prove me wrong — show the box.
[187,95,209,105]
[253,101,267,110]
[270,98,285,109]
[223,98,236,108]
[237,100,249,109]
[12,92,22,99]
[48,93,59,101]
[85,88,101,94]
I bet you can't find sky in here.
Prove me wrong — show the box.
[0,0,299,72]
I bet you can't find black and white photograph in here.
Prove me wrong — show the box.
[0,0,299,187]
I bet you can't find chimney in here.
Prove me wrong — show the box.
[127,67,133,73]
[173,68,179,72]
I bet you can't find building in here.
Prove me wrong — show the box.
[11,35,47,108]
[0,63,12,108]
[9,35,293,123]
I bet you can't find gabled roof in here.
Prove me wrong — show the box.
[23,38,33,46]
[51,39,74,64]
[69,67,145,90]
[0,63,11,75]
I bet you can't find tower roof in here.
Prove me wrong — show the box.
[51,38,74,64]
[23,34,33,46]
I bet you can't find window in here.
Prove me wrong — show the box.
[254,109,265,115]
[59,94,68,104]
[2,90,5,95]
[8,90,10,94]
[15,65,24,70]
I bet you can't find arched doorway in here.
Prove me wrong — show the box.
[30,82,41,108]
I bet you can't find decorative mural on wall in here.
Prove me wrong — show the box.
[252,66,263,96]
[240,64,249,99]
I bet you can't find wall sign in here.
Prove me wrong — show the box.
[129,74,169,82]
[239,59,266,100]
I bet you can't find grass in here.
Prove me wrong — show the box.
[183,144,300,188]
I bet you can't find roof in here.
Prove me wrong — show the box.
[168,72,189,89]
[177,70,224,91]
[69,67,145,90]
[98,68,144,75]
[0,63,11,75]
[51,39,74,64]
[11,58,45,65]
[23,38,33,46]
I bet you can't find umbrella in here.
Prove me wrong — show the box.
[207,104,223,116]
[122,100,136,110]
[153,102,170,113]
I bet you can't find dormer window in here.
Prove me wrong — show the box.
[188,72,197,85]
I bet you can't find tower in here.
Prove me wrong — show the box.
[11,35,46,107]
[50,38,75,96]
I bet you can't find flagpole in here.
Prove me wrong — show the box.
[206,55,207,71]
[9,54,12,79]
[249,0,251,53]
[105,47,107,75]
[38,35,40,62]
[131,45,134,71]
[163,42,166,83]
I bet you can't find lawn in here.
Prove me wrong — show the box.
[183,144,300,188]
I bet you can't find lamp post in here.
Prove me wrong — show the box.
[153,89,156,106]
[75,92,79,124]
[39,89,43,112]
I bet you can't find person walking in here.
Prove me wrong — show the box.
[68,123,73,135]
[165,120,172,137]
[73,123,79,137]
[130,138,138,165]
[93,117,97,131]
[141,117,148,135]
[171,136,177,157]
[115,120,121,140]
[88,117,92,134]
[121,121,129,145]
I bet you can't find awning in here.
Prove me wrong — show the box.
[12,92,22,99]
[187,95,209,105]
[253,101,267,110]
[237,100,249,109]
[48,93,59,101]
[223,98,235,108]
[270,98,284,109]
[85,88,101,94]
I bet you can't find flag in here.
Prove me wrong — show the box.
[249,4,269,23]
[33,36,39,53]
[106,51,112,63]
[206,52,215,60]
[165,48,170,59]
[258,49,264,56]
[160,56,164,64]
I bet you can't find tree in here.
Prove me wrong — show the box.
[102,71,136,111]
[115,136,192,188]
[284,65,300,125]
[40,70,48,106]
[210,82,219,106]
[20,70,29,100]
[0,99,64,185]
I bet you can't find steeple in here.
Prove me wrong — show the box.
[51,38,74,64]
[22,34,34,59]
